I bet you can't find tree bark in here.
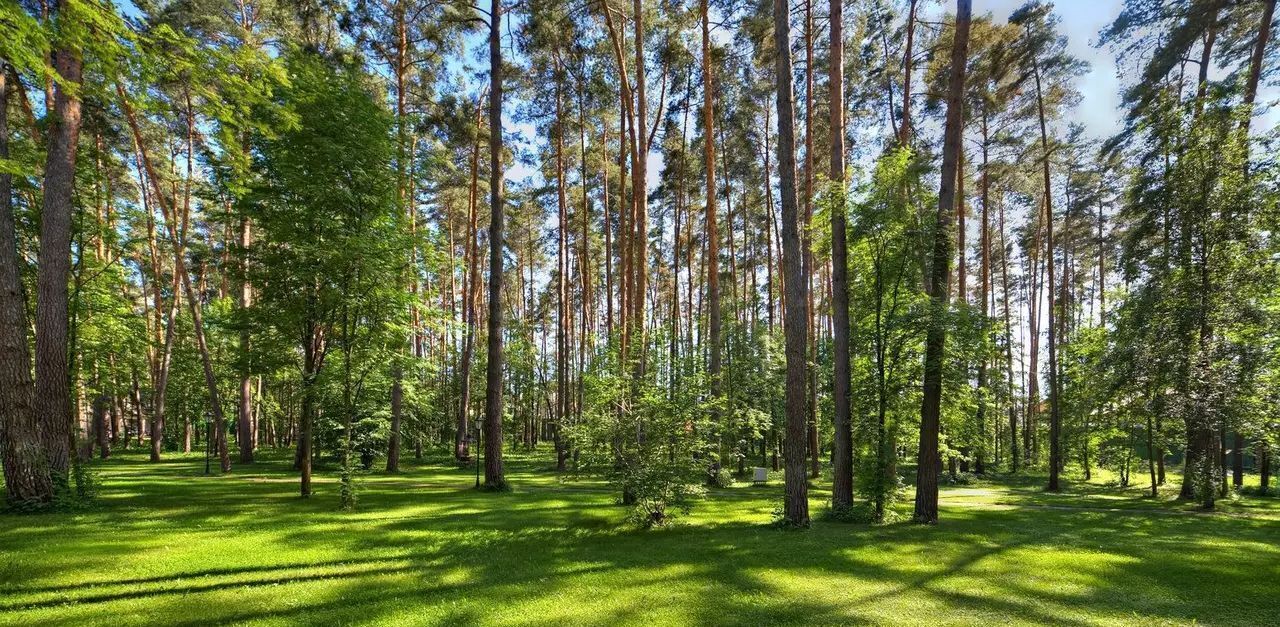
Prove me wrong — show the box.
[701,0,722,442]
[829,0,853,509]
[914,0,970,525]
[555,56,570,472]
[238,215,254,463]
[976,108,990,475]
[120,84,232,472]
[35,4,85,483]
[1029,35,1061,492]
[775,0,810,527]
[458,93,484,462]
[483,0,507,488]
[630,0,648,371]
[999,191,1018,472]
[804,0,820,481]
[1,68,54,505]
[299,325,320,497]
[899,0,918,144]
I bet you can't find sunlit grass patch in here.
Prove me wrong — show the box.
[1,448,1277,626]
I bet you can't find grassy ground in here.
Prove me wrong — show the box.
[2,448,1278,626]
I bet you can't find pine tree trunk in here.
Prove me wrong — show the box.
[121,86,230,474]
[0,68,54,505]
[300,329,318,497]
[238,215,254,464]
[775,0,810,528]
[975,108,990,475]
[555,57,570,472]
[483,0,507,489]
[804,0,819,480]
[702,0,723,452]
[999,192,1018,472]
[630,0,648,373]
[899,0,918,144]
[914,0,970,525]
[35,8,85,484]
[829,0,853,509]
[1030,40,1061,492]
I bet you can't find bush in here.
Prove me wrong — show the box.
[706,463,736,488]
[623,467,706,529]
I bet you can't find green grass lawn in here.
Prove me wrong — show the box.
[2,449,1278,626]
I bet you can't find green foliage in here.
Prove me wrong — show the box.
[846,147,926,520]
[572,344,712,528]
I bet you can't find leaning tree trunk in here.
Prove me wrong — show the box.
[120,85,231,474]
[913,0,970,525]
[775,0,810,528]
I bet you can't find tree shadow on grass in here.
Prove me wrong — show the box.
[4,451,1280,625]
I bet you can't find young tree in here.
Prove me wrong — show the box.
[250,51,400,498]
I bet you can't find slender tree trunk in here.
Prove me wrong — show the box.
[829,0,853,509]
[804,0,820,480]
[578,76,593,459]
[670,73,689,402]
[555,57,570,471]
[914,0,970,525]
[763,108,775,331]
[299,326,319,497]
[458,93,484,462]
[701,0,723,447]
[775,0,810,528]
[483,1,507,488]
[120,85,231,473]
[386,10,413,474]
[899,0,918,144]
[1030,39,1061,492]
[237,215,254,463]
[1259,442,1271,493]
[999,192,1018,472]
[631,0,648,373]
[975,108,990,475]
[1243,0,1275,124]
[135,153,175,463]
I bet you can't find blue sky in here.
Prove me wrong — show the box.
[975,0,1124,139]
[442,0,1280,191]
